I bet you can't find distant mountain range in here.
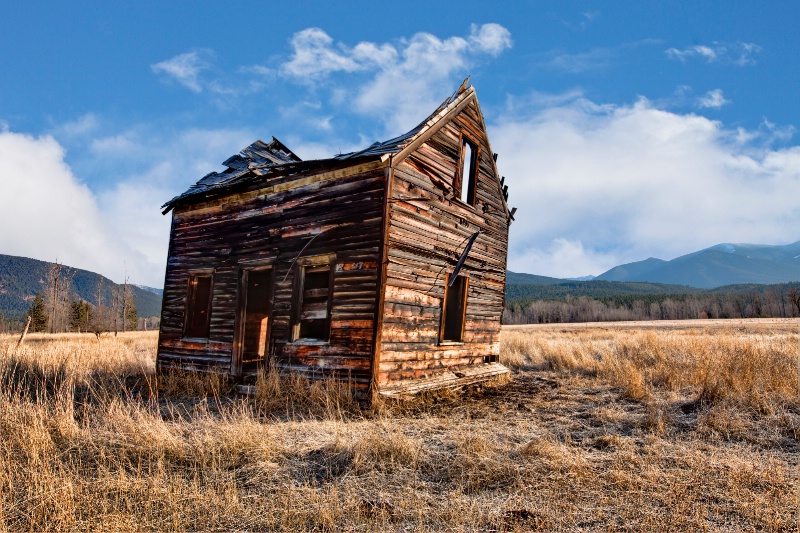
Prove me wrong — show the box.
[0,254,162,320]
[3,240,797,322]
[507,241,800,291]
[595,241,800,288]
[133,284,164,297]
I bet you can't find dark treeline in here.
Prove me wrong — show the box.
[503,285,800,324]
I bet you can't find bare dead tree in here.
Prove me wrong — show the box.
[45,261,75,333]
[121,274,129,333]
[48,261,61,333]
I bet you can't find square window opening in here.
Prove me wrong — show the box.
[294,265,332,342]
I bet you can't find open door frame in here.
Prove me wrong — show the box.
[232,265,274,377]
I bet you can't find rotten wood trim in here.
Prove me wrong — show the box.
[156,213,178,371]
[391,89,475,166]
[174,160,389,219]
[371,164,394,397]
[467,91,513,221]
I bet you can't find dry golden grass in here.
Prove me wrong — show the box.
[0,321,798,531]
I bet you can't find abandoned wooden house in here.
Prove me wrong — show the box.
[156,82,516,397]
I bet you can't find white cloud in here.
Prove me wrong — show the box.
[280,26,508,80]
[512,239,620,279]
[542,39,660,74]
[492,94,800,277]
[698,89,730,109]
[151,50,211,92]
[759,119,795,145]
[468,23,513,55]
[91,133,140,154]
[0,131,136,283]
[545,47,616,73]
[0,124,261,288]
[279,24,512,134]
[558,10,600,32]
[58,113,99,137]
[666,42,760,65]
[280,28,369,79]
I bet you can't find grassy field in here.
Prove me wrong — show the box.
[1,320,798,531]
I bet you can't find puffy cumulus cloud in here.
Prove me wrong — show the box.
[0,125,259,288]
[492,94,800,277]
[84,126,257,285]
[279,24,512,133]
[280,28,397,79]
[666,42,761,65]
[698,89,730,109]
[151,50,212,92]
[468,23,513,55]
[0,131,139,283]
[282,24,511,80]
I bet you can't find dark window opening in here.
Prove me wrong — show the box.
[184,274,212,339]
[295,265,331,341]
[441,274,468,342]
[458,136,478,206]
[242,270,272,362]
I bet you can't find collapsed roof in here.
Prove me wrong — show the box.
[161,81,510,217]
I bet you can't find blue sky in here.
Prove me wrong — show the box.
[1,1,798,286]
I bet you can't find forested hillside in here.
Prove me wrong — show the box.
[0,254,162,322]
[505,279,702,304]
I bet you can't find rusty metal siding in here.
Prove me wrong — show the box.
[378,99,509,389]
[157,166,387,388]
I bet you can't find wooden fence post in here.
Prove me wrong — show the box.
[15,316,32,351]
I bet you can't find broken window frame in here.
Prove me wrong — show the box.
[183,271,214,340]
[440,272,469,343]
[456,132,480,207]
[291,254,335,343]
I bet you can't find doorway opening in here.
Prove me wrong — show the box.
[240,269,273,373]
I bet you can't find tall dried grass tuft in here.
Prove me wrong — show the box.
[157,368,232,398]
[254,365,360,420]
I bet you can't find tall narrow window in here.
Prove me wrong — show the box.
[184,274,212,339]
[458,135,478,206]
[441,273,468,342]
[293,264,332,341]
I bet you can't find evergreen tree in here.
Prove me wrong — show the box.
[28,292,48,332]
[70,299,93,332]
[125,291,138,331]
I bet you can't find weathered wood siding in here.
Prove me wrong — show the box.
[378,99,509,388]
[157,162,387,390]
